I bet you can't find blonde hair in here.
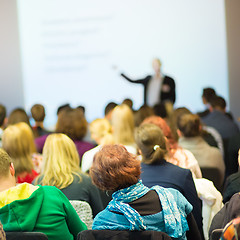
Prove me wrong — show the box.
[111,104,135,145]
[90,118,114,145]
[36,133,82,189]
[2,122,36,176]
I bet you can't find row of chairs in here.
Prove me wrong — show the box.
[5,229,223,240]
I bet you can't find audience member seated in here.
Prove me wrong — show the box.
[153,103,167,119]
[81,118,114,173]
[223,149,240,203]
[219,217,240,240]
[197,87,216,118]
[2,122,38,183]
[177,113,225,186]
[90,144,199,240]
[0,104,7,147]
[135,124,203,237]
[111,104,137,154]
[104,102,117,121]
[174,107,224,155]
[34,133,103,217]
[209,192,240,239]
[31,104,51,138]
[35,108,94,162]
[7,108,31,126]
[122,98,133,110]
[201,96,239,139]
[134,105,154,127]
[0,149,87,240]
[142,116,202,178]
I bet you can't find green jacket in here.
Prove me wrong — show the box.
[0,183,87,240]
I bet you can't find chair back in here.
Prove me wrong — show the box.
[6,232,48,240]
[210,228,223,240]
[70,200,93,229]
[201,167,223,193]
[77,230,173,240]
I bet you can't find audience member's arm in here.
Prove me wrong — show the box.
[58,190,88,239]
[120,73,149,84]
[208,203,227,238]
[88,182,104,217]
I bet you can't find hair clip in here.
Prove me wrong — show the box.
[153,145,160,150]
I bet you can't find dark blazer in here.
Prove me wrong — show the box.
[223,171,240,203]
[141,160,203,236]
[201,110,239,139]
[209,192,240,238]
[121,73,176,105]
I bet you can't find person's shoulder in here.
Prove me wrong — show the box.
[163,75,174,81]
[226,171,240,183]
[165,160,191,173]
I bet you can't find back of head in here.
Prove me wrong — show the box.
[209,95,226,111]
[134,105,154,127]
[57,103,71,115]
[122,99,133,109]
[0,148,11,179]
[142,116,177,150]
[104,102,118,117]
[2,122,35,175]
[89,118,114,145]
[177,113,201,137]
[90,144,141,192]
[56,108,87,141]
[202,88,216,103]
[8,108,30,126]
[0,104,6,127]
[31,104,45,122]
[39,133,81,189]
[153,103,167,118]
[111,104,135,145]
[135,123,167,164]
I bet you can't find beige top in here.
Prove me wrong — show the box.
[178,136,225,185]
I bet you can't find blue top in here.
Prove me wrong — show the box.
[201,110,239,139]
[93,181,192,240]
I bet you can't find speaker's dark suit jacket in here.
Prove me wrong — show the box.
[121,73,176,105]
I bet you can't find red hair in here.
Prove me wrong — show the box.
[90,145,141,191]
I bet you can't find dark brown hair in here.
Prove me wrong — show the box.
[0,104,6,127]
[90,144,141,191]
[8,108,30,126]
[55,108,87,140]
[135,123,167,165]
[134,105,154,127]
[31,104,45,122]
[177,113,201,137]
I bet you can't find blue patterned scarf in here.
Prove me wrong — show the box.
[107,180,191,238]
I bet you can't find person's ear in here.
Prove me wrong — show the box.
[9,163,15,177]
[177,129,182,137]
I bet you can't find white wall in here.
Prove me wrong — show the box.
[0,0,24,114]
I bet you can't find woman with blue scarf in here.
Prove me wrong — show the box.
[90,141,200,240]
